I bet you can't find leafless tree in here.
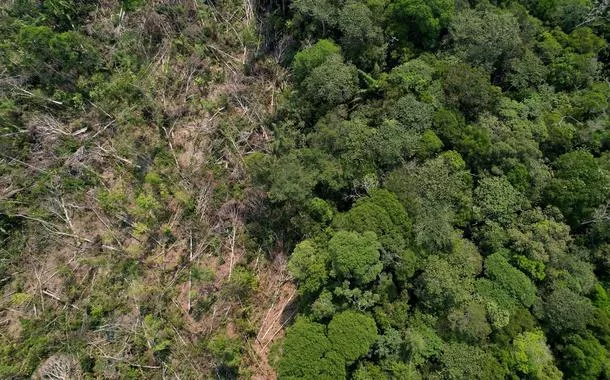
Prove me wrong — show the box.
[36,354,83,380]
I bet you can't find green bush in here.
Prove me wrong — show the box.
[222,267,258,301]
[278,318,345,379]
[328,231,383,285]
[327,310,378,363]
[484,253,536,308]
[208,333,243,378]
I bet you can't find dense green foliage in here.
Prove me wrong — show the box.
[249,0,610,378]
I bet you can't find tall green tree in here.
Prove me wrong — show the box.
[328,231,383,285]
[386,0,455,50]
[278,318,346,379]
[327,311,378,363]
[511,330,562,379]
[545,150,609,226]
[449,8,523,71]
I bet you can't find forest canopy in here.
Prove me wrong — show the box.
[252,0,610,378]
[0,0,609,378]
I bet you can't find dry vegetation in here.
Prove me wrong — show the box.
[0,0,292,377]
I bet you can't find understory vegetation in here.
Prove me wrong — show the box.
[1,0,610,379]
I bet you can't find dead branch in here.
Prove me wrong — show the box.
[576,0,610,27]
[228,224,236,279]
[34,114,71,137]
[99,355,161,370]
[187,231,193,313]
[0,151,46,173]
[59,197,74,233]
[258,290,295,343]
[34,266,45,313]
[10,213,92,243]
[9,83,63,105]
[90,119,116,140]
[88,201,125,250]
[256,300,275,342]
[162,125,181,173]
[261,308,298,350]
[42,289,81,310]
[96,144,140,168]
